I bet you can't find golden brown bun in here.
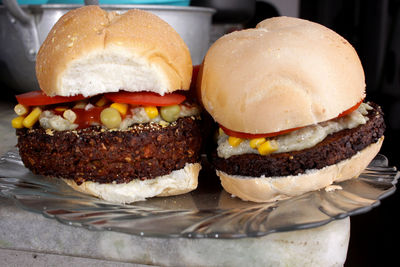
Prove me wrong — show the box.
[217,137,383,202]
[63,163,201,204]
[36,6,192,97]
[199,16,365,134]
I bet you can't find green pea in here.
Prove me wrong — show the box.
[160,105,180,122]
[100,107,121,128]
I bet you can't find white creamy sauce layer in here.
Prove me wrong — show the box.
[39,110,79,131]
[217,103,372,159]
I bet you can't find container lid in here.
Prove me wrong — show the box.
[1,0,190,5]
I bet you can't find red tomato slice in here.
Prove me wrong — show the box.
[221,100,365,139]
[16,91,86,106]
[220,125,303,139]
[104,91,186,106]
[337,99,363,117]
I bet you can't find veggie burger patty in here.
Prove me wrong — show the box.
[17,116,201,185]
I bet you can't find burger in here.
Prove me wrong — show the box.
[11,6,202,203]
[198,16,385,202]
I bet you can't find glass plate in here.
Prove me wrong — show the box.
[0,149,398,239]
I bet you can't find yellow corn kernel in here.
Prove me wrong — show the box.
[95,96,108,107]
[54,106,68,112]
[258,140,279,155]
[228,136,243,147]
[14,104,28,116]
[249,137,266,149]
[11,116,25,129]
[110,103,128,116]
[73,100,87,109]
[23,107,42,128]
[144,106,159,119]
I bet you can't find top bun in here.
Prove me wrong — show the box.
[36,6,192,97]
[199,16,365,134]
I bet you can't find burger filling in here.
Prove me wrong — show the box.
[212,102,385,178]
[217,103,372,159]
[12,92,200,131]
[12,91,202,185]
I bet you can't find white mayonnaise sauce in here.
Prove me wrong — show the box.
[217,103,373,159]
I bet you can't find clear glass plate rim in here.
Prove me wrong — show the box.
[0,149,398,239]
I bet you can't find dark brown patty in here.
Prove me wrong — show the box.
[17,117,202,184]
[212,103,385,178]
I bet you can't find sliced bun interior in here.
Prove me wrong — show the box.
[217,137,383,203]
[63,163,201,203]
[199,16,365,134]
[36,6,192,97]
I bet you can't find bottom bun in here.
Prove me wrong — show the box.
[63,163,201,203]
[217,137,384,203]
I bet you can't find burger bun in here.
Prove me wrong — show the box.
[63,163,201,203]
[36,6,192,97]
[199,16,365,134]
[217,137,383,203]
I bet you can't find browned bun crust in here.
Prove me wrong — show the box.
[218,137,383,202]
[36,6,192,97]
[199,16,365,134]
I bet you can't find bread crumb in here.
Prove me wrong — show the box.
[325,185,342,192]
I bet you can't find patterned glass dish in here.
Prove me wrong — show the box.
[0,149,398,239]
